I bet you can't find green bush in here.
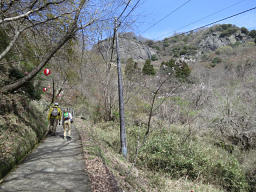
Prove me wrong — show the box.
[142,59,155,75]
[220,28,238,38]
[151,54,158,61]
[220,24,233,30]
[217,46,233,55]
[125,58,136,77]
[163,41,169,47]
[212,57,222,64]
[153,45,160,51]
[171,45,197,57]
[249,30,256,38]
[161,59,191,79]
[175,61,191,79]
[138,130,248,192]
[146,40,154,47]
[163,39,169,47]
[171,47,181,57]
[241,27,249,34]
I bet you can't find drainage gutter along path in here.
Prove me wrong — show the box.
[0,124,91,192]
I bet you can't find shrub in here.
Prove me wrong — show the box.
[220,27,238,38]
[138,130,249,192]
[218,46,233,55]
[220,24,233,30]
[146,40,154,47]
[231,41,241,48]
[249,30,256,38]
[161,59,190,79]
[153,45,160,51]
[163,41,169,47]
[183,36,189,42]
[212,57,222,64]
[201,54,210,61]
[241,27,249,34]
[142,59,155,75]
[125,58,136,76]
[171,47,181,57]
[215,50,221,55]
[151,54,158,61]
[175,61,191,79]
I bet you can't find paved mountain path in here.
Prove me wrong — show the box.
[0,124,91,192]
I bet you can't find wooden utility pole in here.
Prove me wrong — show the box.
[115,17,127,158]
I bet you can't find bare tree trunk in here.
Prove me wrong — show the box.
[145,78,168,137]
[51,78,55,104]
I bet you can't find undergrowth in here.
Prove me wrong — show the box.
[81,119,242,192]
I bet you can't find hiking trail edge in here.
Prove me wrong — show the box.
[0,124,91,192]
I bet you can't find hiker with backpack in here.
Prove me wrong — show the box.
[48,103,62,136]
[62,108,73,140]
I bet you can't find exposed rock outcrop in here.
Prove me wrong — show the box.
[95,32,156,62]
[198,29,250,52]
[118,33,156,62]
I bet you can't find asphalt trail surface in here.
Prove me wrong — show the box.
[0,124,91,192]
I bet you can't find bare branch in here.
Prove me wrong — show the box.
[1,0,89,93]
[0,27,21,60]
[0,0,66,24]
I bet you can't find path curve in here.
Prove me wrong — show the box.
[0,124,91,192]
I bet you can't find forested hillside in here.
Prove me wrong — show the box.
[0,1,256,191]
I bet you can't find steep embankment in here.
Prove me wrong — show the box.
[0,93,48,179]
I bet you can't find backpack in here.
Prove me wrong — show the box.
[63,112,69,120]
[51,107,59,117]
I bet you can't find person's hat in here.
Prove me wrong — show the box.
[54,102,59,106]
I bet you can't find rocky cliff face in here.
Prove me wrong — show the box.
[95,32,156,62]
[198,29,250,52]
[95,25,253,63]
[118,33,156,62]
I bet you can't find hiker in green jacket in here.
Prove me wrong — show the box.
[62,108,73,140]
[48,103,62,136]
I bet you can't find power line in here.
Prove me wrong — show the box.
[120,0,142,25]
[175,0,247,33]
[141,0,192,34]
[117,0,132,20]
[160,6,256,40]
[110,0,142,61]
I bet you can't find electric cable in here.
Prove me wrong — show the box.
[158,5,256,40]
[117,0,132,20]
[175,0,247,32]
[141,0,192,33]
[120,0,142,25]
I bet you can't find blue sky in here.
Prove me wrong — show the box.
[131,0,256,40]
